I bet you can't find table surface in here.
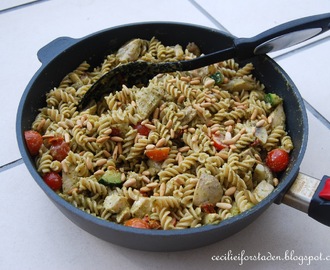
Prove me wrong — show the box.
[1,1,330,269]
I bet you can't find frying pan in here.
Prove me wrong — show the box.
[16,21,330,252]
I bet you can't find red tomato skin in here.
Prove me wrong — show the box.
[43,172,62,191]
[212,134,227,151]
[124,218,151,229]
[200,203,216,213]
[266,149,289,172]
[145,147,170,162]
[24,130,43,156]
[133,123,150,136]
[50,140,70,161]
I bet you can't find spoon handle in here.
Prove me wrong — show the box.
[176,13,330,72]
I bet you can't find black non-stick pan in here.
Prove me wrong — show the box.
[16,20,330,252]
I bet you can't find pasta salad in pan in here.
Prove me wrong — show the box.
[25,37,293,230]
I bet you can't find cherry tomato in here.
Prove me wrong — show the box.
[49,138,70,161]
[266,148,290,172]
[212,133,227,151]
[133,122,150,136]
[124,218,151,229]
[43,172,62,191]
[200,203,216,213]
[142,215,161,229]
[24,130,43,156]
[44,135,63,148]
[145,147,170,162]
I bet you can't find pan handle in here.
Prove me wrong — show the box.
[282,173,330,226]
[37,37,77,65]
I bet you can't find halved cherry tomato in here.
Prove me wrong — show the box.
[124,218,151,229]
[145,147,170,162]
[200,203,216,213]
[43,172,62,191]
[24,130,43,156]
[142,215,161,229]
[212,133,227,151]
[133,122,150,136]
[49,137,70,161]
[266,148,289,172]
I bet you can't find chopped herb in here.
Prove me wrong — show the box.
[265,93,282,106]
[210,72,223,85]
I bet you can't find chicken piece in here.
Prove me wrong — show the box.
[103,193,129,213]
[186,42,201,56]
[135,85,164,119]
[180,106,197,126]
[253,180,274,200]
[117,38,147,63]
[203,213,221,225]
[224,78,256,92]
[130,197,152,218]
[62,165,79,194]
[193,173,223,206]
[116,207,131,223]
[270,103,286,129]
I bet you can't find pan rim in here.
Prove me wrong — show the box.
[16,21,308,247]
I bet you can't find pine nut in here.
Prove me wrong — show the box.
[159,182,166,196]
[141,119,150,125]
[140,187,151,193]
[224,120,235,126]
[146,144,156,150]
[190,79,200,85]
[64,133,71,143]
[144,123,156,130]
[216,202,232,210]
[222,133,241,145]
[141,175,150,184]
[61,160,68,173]
[96,136,109,143]
[256,119,265,127]
[111,136,123,142]
[104,128,113,135]
[251,108,258,120]
[94,170,105,176]
[166,120,173,129]
[86,157,93,170]
[179,146,190,152]
[156,138,166,148]
[86,121,93,131]
[146,182,158,189]
[123,178,136,187]
[178,95,185,103]
[95,158,107,167]
[225,186,236,196]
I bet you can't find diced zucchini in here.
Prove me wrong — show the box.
[210,72,223,85]
[99,169,122,187]
[265,93,282,107]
